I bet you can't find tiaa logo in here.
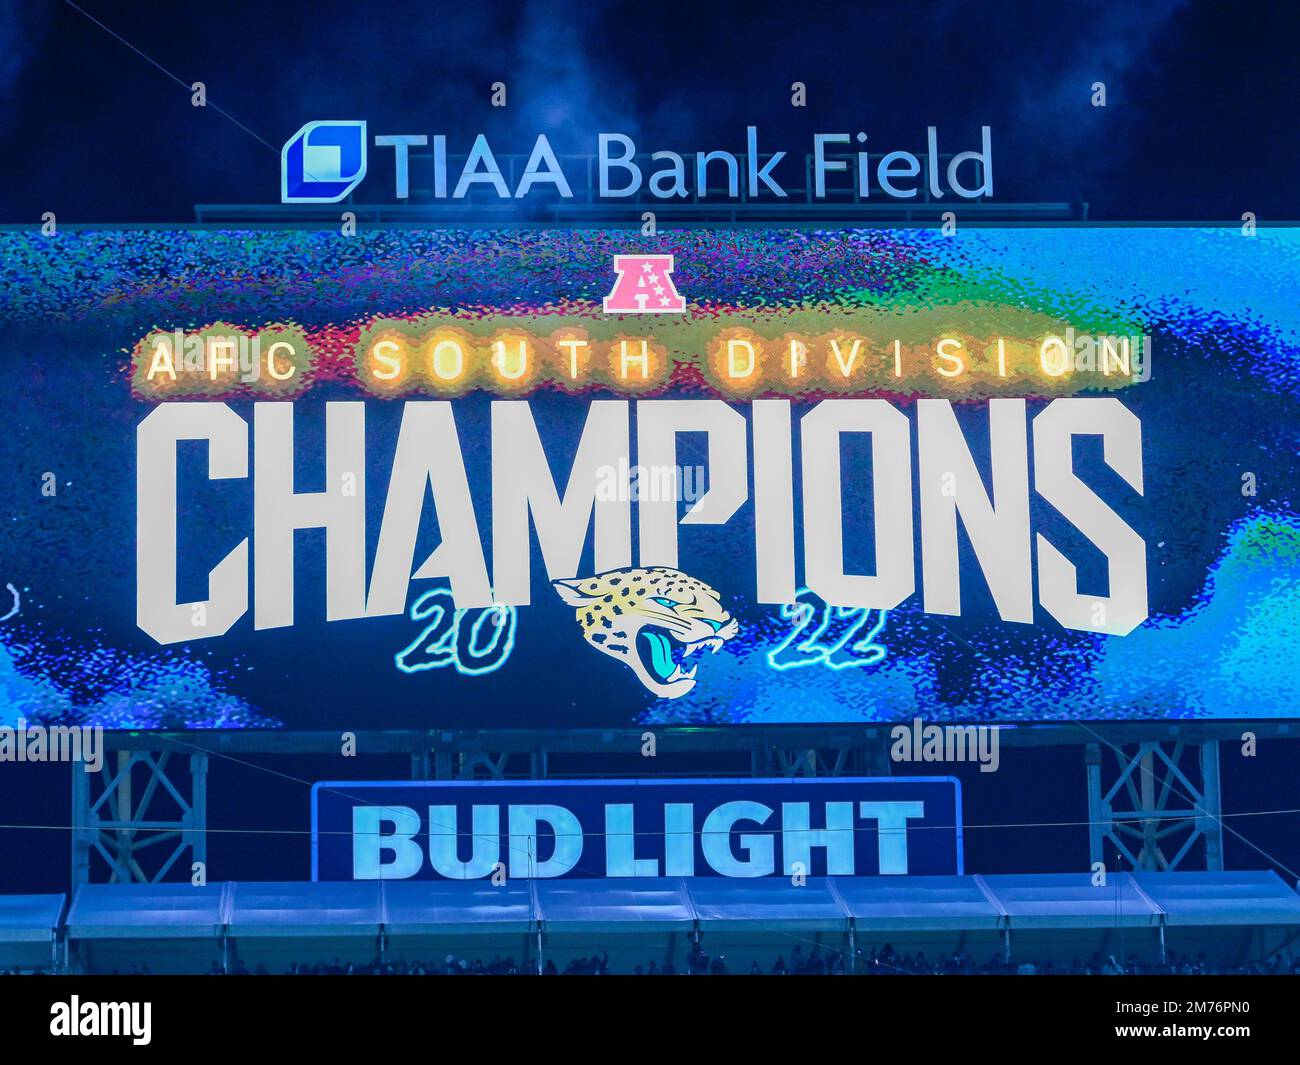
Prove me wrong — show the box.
[281,120,367,203]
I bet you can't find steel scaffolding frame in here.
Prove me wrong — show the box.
[71,750,207,888]
[1085,738,1224,872]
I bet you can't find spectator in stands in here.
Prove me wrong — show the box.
[12,946,1300,976]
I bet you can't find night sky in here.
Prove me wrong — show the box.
[0,0,1296,893]
[0,0,1296,222]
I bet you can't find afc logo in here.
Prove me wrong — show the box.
[603,255,687,314]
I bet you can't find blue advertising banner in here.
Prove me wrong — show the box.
[312,776,963,881]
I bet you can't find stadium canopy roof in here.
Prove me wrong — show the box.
[226,881,385,938]
[835,875,1003,931]
[534,878,695,933]
[47,870,1300,943]
[0,893,65,943]
[978,873,1162,929]
[67,883,225,940]
[1133,871,1300,927]
[383,879,534,936]
[688,877,847,931]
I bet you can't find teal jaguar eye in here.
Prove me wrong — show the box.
[651,596,676,609]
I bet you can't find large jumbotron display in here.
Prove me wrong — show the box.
[0,227,1295,730]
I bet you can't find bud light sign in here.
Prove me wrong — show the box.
[312,777,963,881]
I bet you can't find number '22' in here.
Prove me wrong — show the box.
[767,588,887,671]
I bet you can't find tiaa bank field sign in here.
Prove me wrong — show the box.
[312,777,962,880]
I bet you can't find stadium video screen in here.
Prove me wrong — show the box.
[1,226,1295,730]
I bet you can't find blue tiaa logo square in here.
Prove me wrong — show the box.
[281,120,367,203]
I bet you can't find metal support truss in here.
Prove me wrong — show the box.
[759,743,892,778]
[71,750,208,887]
[432,749,529,780]
[1086,739,1223,872]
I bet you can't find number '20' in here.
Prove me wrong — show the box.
[395,587,517,677]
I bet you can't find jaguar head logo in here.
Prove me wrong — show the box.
[552,566,739,698]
